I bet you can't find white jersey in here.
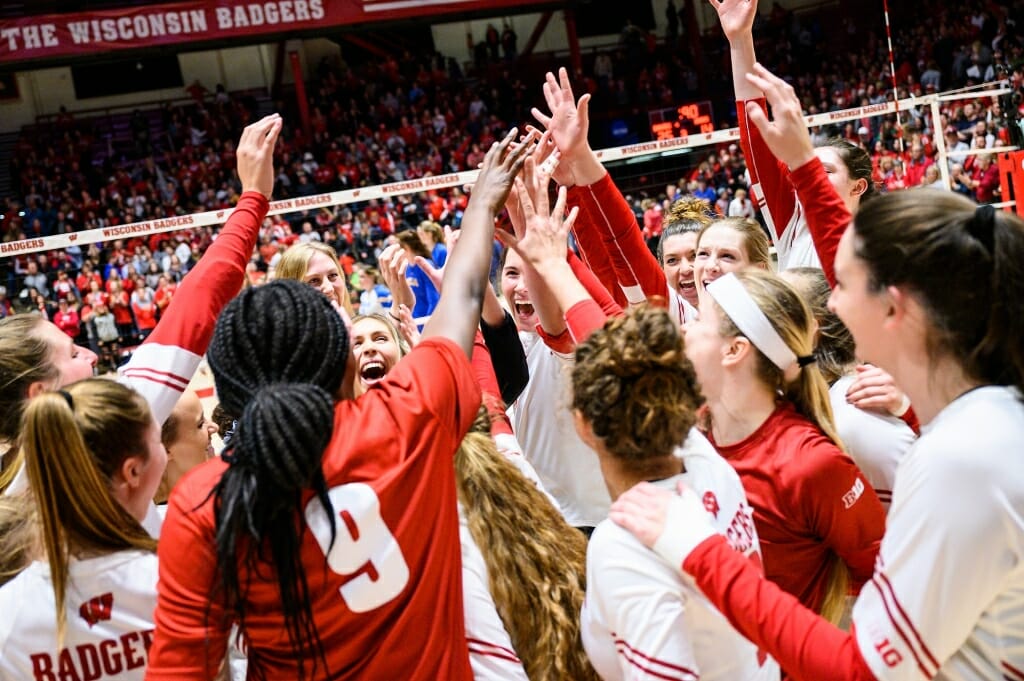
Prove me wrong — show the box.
[853,386,1024,680]
[508,332,610,527]
[581,429,780,681]
[830,375,916,509]
[0,550,157,681]
[459,513,529,680]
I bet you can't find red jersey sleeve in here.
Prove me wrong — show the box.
[576,173,669,307]
[737,98,797,241]
[120,192,268,426]
[567,185,629,309]
[564,299,610,345]
[788,157,851,287]
[788,442,885,590]
[568,251,623,318]
[684,537,878,681]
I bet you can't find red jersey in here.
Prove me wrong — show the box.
[148,338,481,680]
[709,402,885,614]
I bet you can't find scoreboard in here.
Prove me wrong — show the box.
[649,101,716,140]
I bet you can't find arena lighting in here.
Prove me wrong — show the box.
[0,85,1013,259]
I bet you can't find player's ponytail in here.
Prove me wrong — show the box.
[206,280,348,681]
[21,379,155,647]
[455,409,600,681]
[852,189,1024,395]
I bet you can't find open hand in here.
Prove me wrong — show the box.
[467,127,534,214]
[495,158,579,270]
[709,0,758,42]
[531,68,591,161]
[743,63,815,170]
[237,114,283,198]
[377,243,416,312]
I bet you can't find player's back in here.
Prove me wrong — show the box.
[0,551,157,681]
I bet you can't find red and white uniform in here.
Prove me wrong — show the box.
[459,517,528,680]
[0,551,157,681]
[3,192,269,539]
[148,338,480,680]
[709,402,885,612]
[739,98,851,281]
[582,429,780,681]
[508,332,611,528]
[682,386,1024,681]
[569,174,696,326]
[829,376,916,510]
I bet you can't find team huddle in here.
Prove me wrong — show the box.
[1,1,1023,680]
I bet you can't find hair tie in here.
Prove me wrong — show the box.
[797,354,817,368]
[968,204,996,253]
[58,390,74,410]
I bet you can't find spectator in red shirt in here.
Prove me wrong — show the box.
[53,299,80,339]
[969,153,1000,203]
[903,142,934,187]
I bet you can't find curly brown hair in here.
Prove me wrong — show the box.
[571,306,703,473]
[455,409,599,681]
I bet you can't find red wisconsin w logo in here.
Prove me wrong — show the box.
[79,593,113,627]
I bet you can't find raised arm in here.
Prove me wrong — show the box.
[120,114,281,426]
[743,64,850,282]
[532,69,670,307]
[422,129,530,356]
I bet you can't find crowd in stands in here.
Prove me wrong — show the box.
[0,0,1020,352]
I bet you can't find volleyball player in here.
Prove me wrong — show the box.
[147,130,530,680]
[0,114,283,540]
[0,380,164,680]
[711,0,872,277]
[610,189,1024,679]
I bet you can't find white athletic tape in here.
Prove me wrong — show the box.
[0,88,1008,259]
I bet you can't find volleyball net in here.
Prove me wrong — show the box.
[0,85,1014,259]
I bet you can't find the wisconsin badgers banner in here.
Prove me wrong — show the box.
[0,0,546,66]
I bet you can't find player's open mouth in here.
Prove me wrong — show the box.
[360,360,387,385]
[514,302,535,317]
[679,279,696,291]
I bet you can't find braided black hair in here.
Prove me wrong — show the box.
[205,280,349,680]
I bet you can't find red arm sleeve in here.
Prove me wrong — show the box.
[120,192,269,426]
[788,157,851,287]
[899,406,921,436]
[567,251,623,318]
[684,537,878,681]
[577,173,670,307]
[567,186,629,308]
[564,300,610,345]
[737,98,798,241]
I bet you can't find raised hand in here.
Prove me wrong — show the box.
[743,63,816,170]
[709,0,758,42]
[377,243,416,314]
[236,114,283,198]
[413,226,461,292]
[393,303,421,349]
[496,158,580,271]
[467,128,534,216]
[531,68,591,161]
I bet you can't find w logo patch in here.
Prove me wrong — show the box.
[79,593,113,627]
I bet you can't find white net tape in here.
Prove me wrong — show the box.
[0,87,1011,258]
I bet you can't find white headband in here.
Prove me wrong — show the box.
[707,273,797,371]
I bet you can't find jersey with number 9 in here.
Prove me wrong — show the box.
[147,338,482,680]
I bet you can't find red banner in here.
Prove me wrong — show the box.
[0,0,549,66]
